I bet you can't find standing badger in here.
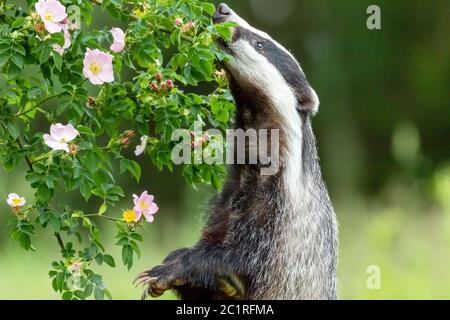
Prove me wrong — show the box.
[136,3,338,300]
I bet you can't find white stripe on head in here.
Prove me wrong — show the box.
[225,39,303,199]
[228,11,304,73]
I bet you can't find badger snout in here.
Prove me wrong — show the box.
[213,3,233,24]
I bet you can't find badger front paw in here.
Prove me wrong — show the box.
[135,263,186,299]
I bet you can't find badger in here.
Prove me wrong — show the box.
[136,3,339,300]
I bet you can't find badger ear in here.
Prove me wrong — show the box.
[296,86,320,115]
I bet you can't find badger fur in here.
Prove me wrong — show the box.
[136,3,338,300]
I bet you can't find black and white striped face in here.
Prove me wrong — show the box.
[213,3,319,115]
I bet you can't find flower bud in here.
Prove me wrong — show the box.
[68,261,83,273]
[122,137,130,146]
[175,18,183,26]
[151,82,159,91]
[30,12,40,21]
[69,143,78,156]
[125,130,135,138]
[215,69,227,80]
[155,72,163,82]
[69,23,79,31]
[181,21,195,33]
[202,133,211,145]
[166,80,174,88]
[35,22,45,33]
[87,96,96,107]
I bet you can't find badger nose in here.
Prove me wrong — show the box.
[213,3,232,23]
[218,3,231,16]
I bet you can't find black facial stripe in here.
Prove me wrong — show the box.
[233,27,314,108]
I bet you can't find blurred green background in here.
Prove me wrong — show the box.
[1,0,450,299]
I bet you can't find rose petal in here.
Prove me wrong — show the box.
[134,210,142,222]
[49,124,66,140]
[44,134,69,152]
[110,41,125,53]
[143,213,154,223]
[146,202,159,215]
[44,21,62,33]
[61,124,79,142]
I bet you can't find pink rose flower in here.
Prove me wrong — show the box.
[35,0,68,34]
[132,191,159,223]
[53,23,71,55]
[110,27,126,53]
[43,123,79,153]
[82,48,114,85]
[7,193,26,208]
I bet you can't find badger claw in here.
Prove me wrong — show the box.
[135,265,186,300]
[216,273,245,299]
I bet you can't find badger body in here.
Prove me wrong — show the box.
[137,3,338,300]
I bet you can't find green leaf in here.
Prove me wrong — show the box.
[62,291,73,300]
[0,54,9,68]
[37,184,52,202]
[116,237,128,246]
[56,272,65,292]
[6,122,20,140]
[71,211,84,218]
[94,287,104,300]
[11,54,24,69]
[80,180,91,201]
[202,2,216,16]
[40,46,52,64]
[77,125,95,136]
[82,217,92,228]
[120,159,141,182]
[103,255,116,268]
[12,18,26,29]
[52,52,63,71]
[84,284,94,297]
[49,215,61,232]
[15,231,32,251]
[98,203,107,216]
[122,245,133,269]
[130,233,143,242]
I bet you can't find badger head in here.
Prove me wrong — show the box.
[213,3,319,116]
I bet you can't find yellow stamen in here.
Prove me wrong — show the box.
[123,209,136,223]
[89,63,102,75]
[139,201,149,210]
[44,12,53,21]
[12,198,23,205]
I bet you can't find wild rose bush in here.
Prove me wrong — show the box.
[0,0,234,300]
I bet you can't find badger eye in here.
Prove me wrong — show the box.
[255,41,265,50]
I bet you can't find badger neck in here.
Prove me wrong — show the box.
[229,77,323,201]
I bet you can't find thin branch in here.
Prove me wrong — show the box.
[54,232,66,252]
[16,137,33,171]
[84,214,125,223]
